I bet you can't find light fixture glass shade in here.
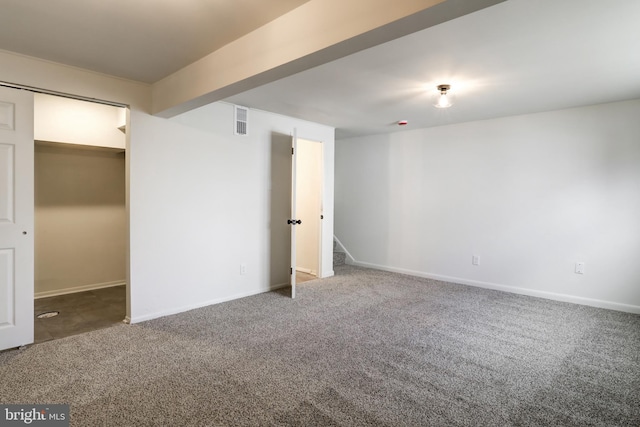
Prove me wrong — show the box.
[434,84,452,108]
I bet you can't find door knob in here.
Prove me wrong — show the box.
[287,219,302,225]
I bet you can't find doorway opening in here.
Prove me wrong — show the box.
[33,93,127,343]
[294,138,323,284]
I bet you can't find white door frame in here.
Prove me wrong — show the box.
[32,95,130,325]
[0,82,131,349]
[290,133,326,299]
[289,129,298,298]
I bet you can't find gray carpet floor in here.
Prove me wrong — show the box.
[1,265,639,426]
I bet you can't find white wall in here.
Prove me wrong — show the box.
[128,103,334,323]
[296,138,323,275]
[1,50,335,324]
[1,50,146,320]
[35,143,126,297]
[34,93,126,149]
[335,99,640,313]
[0,50,150,111]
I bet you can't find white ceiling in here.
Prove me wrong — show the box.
[1,0,639,139]
[0,0,309,83]
[225,0,640,138]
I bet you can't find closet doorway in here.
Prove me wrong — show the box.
[294,138,323,284]
[33,93,127,343]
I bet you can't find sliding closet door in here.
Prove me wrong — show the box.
[0,86,34,351]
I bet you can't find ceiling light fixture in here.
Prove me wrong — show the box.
[435,84,452,108]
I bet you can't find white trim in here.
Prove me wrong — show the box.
[34,280,126,299]
[321,271,335,279]
[350,260,640,314]
[1,80,129,108]
[316,140,324,282]
[128,283,290,324]
[333,235,355,265]
[296,267,317,275]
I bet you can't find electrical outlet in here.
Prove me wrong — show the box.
[575,262,585,274]
[472,255,480,266]
[240,264,247,275]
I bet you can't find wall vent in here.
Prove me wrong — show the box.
[234,105,248,136]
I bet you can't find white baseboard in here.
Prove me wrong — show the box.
[35,280,126,299]
[296,267,317,275]
[350,260,640,314]
[320,271,335,279]
[128,282,290,324]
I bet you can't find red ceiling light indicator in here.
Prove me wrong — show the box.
[398,120,408,126]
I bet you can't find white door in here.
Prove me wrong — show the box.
[0,87,34,350]
[289,129,298,298]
